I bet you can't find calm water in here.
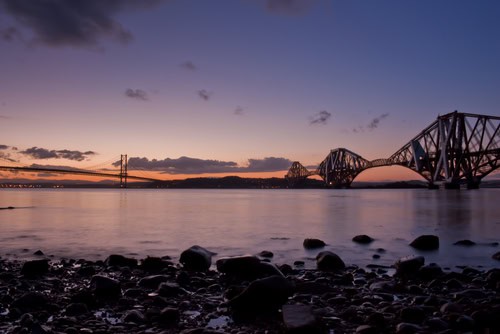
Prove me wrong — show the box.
[0,188,499,271]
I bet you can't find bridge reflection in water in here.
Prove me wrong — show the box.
[286,111,500,189]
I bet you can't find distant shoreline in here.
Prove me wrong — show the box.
[1,176,500,189]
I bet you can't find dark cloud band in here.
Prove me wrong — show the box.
[114,156,292,174]
[20,147,96,161]
[0,0,165,48]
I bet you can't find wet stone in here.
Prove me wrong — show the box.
[21,259,50,277]
[282,304,320,333]
[303,238,326,249]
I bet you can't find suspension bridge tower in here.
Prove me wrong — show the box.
[120,154,128,188]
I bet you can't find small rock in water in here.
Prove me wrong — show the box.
[352,234,374,244]
[33,250,45,256]
[492,251,500,261]
[453,239,476,246]
[303,238,326,249]
[257,250,274,258]
[410,235,439,250]
[141,256,172,273]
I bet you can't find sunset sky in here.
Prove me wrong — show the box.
[1,0,499,182]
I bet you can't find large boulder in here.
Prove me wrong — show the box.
[410,235,439,250]
[395,255,425,277]
[216,255,283,281]
[21,259,49,277]
[492,251,500,261]
[352,235,374,244]
[316,251,345,271]
[179,245,215,272]
[303,238,326,249]
[228,275,294,313]
[12,292,48,312]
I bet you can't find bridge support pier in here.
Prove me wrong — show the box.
[444,182,460,190]
[120,154,128,188]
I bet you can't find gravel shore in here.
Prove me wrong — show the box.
[0,246,499,334]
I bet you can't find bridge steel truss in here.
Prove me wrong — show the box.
[286,111,500,188]
[390,112,500,188]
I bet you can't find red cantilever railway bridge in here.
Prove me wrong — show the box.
[286,111,500,189]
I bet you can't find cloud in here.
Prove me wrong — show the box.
[125,88,148,101]
[20,147,96,161]
[234,106,245,116]
[0,115,10,119]
[114,156,293,174]
[0,26,21,42]
[351,113,390,133]
[180,61,197,71]
[197,89,212,101]
[0,0,164,48]
[309,110,331,125]
[245,157,292,172]
[0,145,9,150]
[367,113,389,130]
[266,0,317,16]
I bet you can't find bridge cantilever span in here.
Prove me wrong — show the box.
[286,111,500,188]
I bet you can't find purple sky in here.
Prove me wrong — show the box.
[0,0,499,180]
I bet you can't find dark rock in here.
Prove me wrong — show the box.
[138,275,169,289]
[21,259,50,277]
[356,325,379,334]
[394,255,425,277]
[372,254,380,259]
[122,309,145,323]
[104,254,137,268]
[455,315,474,331]
[303,238,326,249]
[294,260,305,266]
[425,317,449,331]
[65,303,88,316]
[352,235,374,244]
[159,307,180,325]
[395,322,422,333]
[258,250,274,258]
[440,302,463,314]
[418,263,443,280]
[216,255,283,280]
[77,266,96,277]
[400,306,425,324]
[33,250,45,256]
[141,256,172,273]
[453,239,476,246]
[179,245,215,272]
[90,275,121,298]
[124,288,145,298]
[229,275,295,313]
[316,251,345,271]
[492,251,500,261]
[12,292,48,311]
[410,235,439,250]
[282,304,320,333]
[157,282,186,297]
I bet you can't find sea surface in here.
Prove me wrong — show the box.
[0,188,499,271]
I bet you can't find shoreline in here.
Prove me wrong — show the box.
[1,245,499,333]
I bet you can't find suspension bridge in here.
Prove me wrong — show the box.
[0,154,160,188]
[286,111,500,189]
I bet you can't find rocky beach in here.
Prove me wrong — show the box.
[1,235,499,334]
